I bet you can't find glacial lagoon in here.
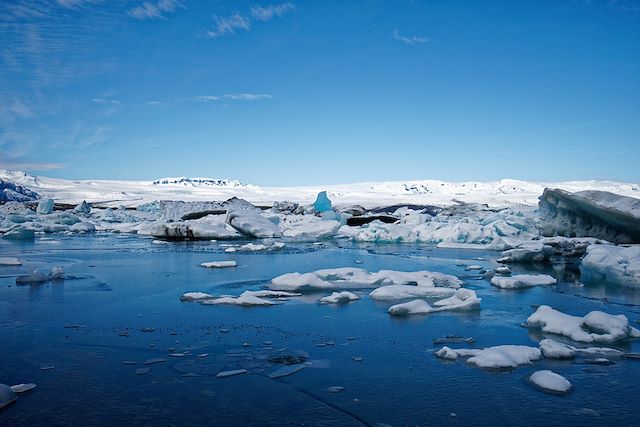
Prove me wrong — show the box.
[2,234,640,426]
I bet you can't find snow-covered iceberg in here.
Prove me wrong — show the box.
[435,345,541,369]
[388,289,480,315]
[490,274,557,289]
[580,244,640,287]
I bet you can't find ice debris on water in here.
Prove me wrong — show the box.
[200,261,237,268]
[528,370,572,394]
[216,369,247,378]
[319,291,360,304]
[11,383,36,393]
[16,267,64,285]
[435,345,541,369]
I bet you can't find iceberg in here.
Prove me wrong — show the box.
[36,198,54,214]
[388,289,480,315]
[435,345,541,369]
[580,244,640,287]
[312,191,332,213]
[525,305,640,343]
[2,226,35,240]
[319,291,360,304]
[73,200,92,215]
[226,210,282,238]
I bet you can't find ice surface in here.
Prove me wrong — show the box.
[37,198,54,214]
[281,215,341,240]
[369,285,456,300]
[180,292,214,301]
[16,267,63,284]
[200,261,237,268]
[490,274,557,289]
[269,268,463,292]
[312,191,332,213]
[529,370,572,393]
[0,383,18,410]
[188,290,300,306]
[526,305,640,343]
[2,226,35,240]
[0,257,21,266]
[436,345,541,369]
[580,244,640,287]
[538,339,576,359]
[141,221,241,240]
[70,222,96,233]
[319,291,360,304]
[10,383,36,393]
[73,200,92,215]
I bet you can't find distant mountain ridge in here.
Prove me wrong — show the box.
[152,177,244,187]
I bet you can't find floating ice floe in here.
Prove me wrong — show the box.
[16,266,64,285]
[528,370,572,394]
[580,244,640,288]
[216,369,247,378]
[319,291,360,304]
[2,226,35,240]
[226,210,282,238]
[0,257,21,266]
[10,383,36,393]
[70,222,96,233]
[538,338,622,359]
[497,237,610,264]
[490,274,557,289]
[200,261,237,268]
[525,305,640,343]
[435,345,541,369]
[388,289,480,316]
[269,268,463,292]
[281,215,341,240]
[141,221,241,240]
[182,290,300,306]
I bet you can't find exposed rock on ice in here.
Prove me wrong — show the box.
[226,210,282,238]
[490,274,557,289]
[312,191,332,213]
[319,291,360,304]
[200,261,237,268]
[528,370,572,394]
[435,345,541,369]
[580,244,640,287]
[388,289,480,315]
[0,383,18,410]
[539,188,640,244]
[525,305,640,343]
[0,257,22,266]
[269,268,463,292]
[36,198,54,214]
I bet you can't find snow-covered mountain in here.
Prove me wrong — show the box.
[0,169,638,208]
[0,175,39,202]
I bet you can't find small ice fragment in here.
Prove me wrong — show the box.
[169,353,187,357]
[142,358,167,365]
[39,366,55,371]
[465,265,483,271]
[11,383,36,393]
[353,357,363,362]
[140,327,156,333]
[216,369,247,378]
[319,291,360,304]
[121,361,137,365]
[197,353,209,358]
[326,386,344,393]
[528,370,572,394]
[268,364,305,379]
[135,367,151,375]
[200,261,237,268]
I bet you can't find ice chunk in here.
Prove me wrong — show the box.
[319,291,360,304]
[268,363,305,379]
[490,274,557,289]
[141,221,241,240]
[580,244,640,288]
[70,222,96,233]
[539,339,575,359]
[0,383,17,410]
[196,290,298,306]
[388,289,481,315]
[270,268,462,292]
[180,292,214,301]
[10,383,36,393]
[37,198,54,214]
[388,299,433,315]
[216,369,247,378]
[312,191,332,213]
[0,257,21,266]
[281,216,341,240]
[73,200,92,215]
[2,226,35,240]
[528,370,572,394]
[369,285,456,301]
[226,210,282,238]
[436,345,541,369]
[16,269,49,284]
[525,305,640,343]
[200,261,237,268]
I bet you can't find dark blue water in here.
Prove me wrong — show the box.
[1,235,640,426]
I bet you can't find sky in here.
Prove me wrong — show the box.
[0,0,639,185]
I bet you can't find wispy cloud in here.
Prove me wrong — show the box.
[56,0,102,9]
[0,161,65,171]
[194,93,272,102]
[92,98,122,105]
[127,0,184,20]
[250,3,295,21]
[205,2,295,39]
[393,30,429,45]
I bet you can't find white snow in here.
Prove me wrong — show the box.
[319,291,360,304]
[200,261,237,268]
[182,290,301,306]
[369,285,457,300]
[226,210,282,238]
[580,244,640,287]
[180,292,214,301]
[435,345,541,369]
[529,370,572,393]
[525,305,640,343]
[538,338,622,359]
[490,274,557,289]
[0,257,21,266]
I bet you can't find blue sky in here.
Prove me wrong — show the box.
[1,0,639,185]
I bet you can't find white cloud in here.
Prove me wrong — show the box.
[393,30,429,45]
[205,3,295,39]
[0,161,65,171]
[250,3,295,21]
[92,98,122,105]
[127,0,184,20]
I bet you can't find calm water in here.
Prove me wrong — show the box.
[1,234,640,426]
